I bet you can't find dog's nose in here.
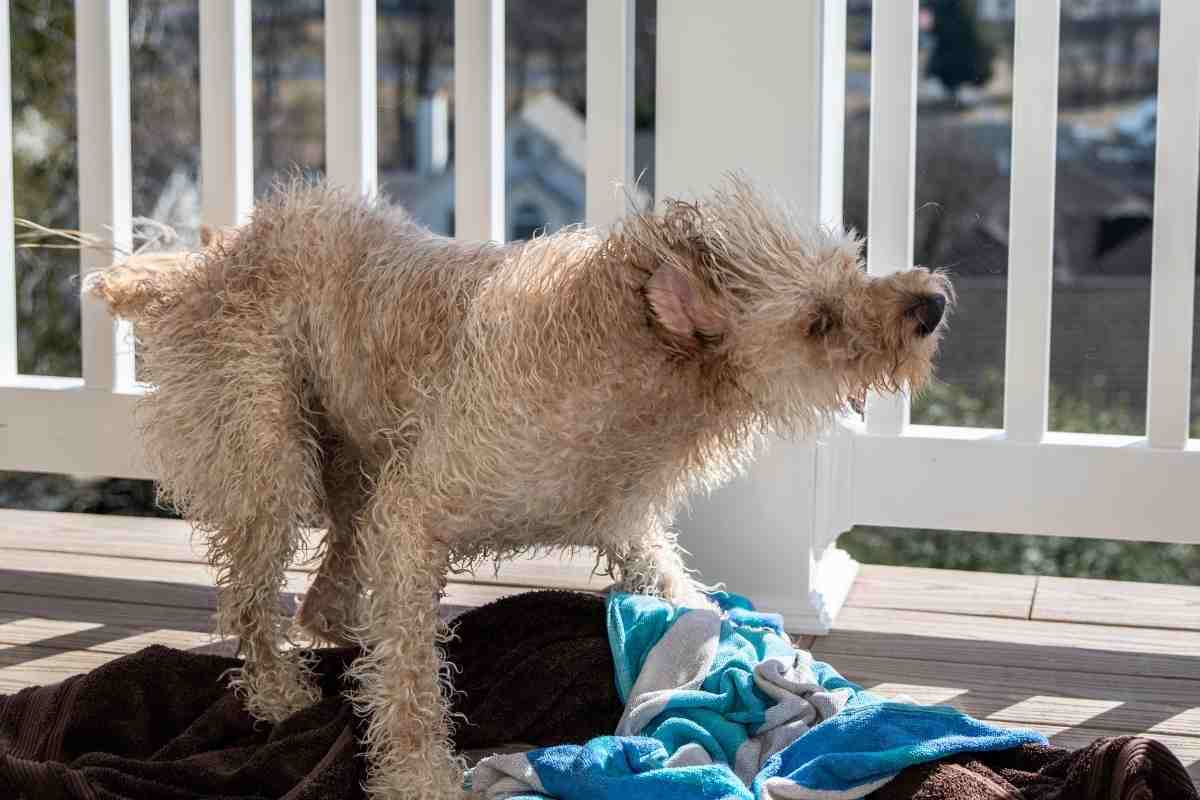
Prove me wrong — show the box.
[914,294,946,337]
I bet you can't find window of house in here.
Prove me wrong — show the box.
[510,202,546,241]
[513,135,532,159]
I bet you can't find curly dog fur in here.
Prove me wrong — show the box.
[85,177,950,799]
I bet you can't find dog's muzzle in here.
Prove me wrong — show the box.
[912,294,946,337]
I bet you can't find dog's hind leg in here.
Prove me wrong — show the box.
[297,447,369,645]
[196,376,325,722]
[348,472,466,800]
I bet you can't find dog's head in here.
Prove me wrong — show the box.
[624,178,952,428]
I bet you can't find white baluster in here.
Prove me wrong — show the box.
[454,0,505,242]
[1003,0,1061,443]
[1146,0,1200,449]
[76,0,134,391]
[200,0,253,229]
[865,0,918,437]
[325,0,378,195]
[585,0,634,228]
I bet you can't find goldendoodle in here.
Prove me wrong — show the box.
[86,177,949,799]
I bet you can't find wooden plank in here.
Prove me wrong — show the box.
[1033,576,1200,632]
[456,551,606,592]
[1145,0,1200,449]
[0,616,221,656]
[0,591,216,653]
[0,590,214,633]
[813,606,1200,680]
[827,652,1200,738]
[324,0,377,195]
[0,510,604,588]
[0,646,120,693]
[846,564,1036,619]
[585,0,635,226]
[0,509,200,562]
[864,0,918,435]
[1003,0,1061,442]
[199,0,253,227]
[0,549,311,610]
[453,0,504,241]
[75,0,135,391]
[0,0,15,378]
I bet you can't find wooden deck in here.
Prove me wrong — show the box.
[2,509,1198,781]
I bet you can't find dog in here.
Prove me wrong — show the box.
[85,176,949,799]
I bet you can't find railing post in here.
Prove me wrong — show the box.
[864,0,918,436]
[1003,0,1061,443]
[454,0,505,242]
[0,0,16,380]
[325,0,377,195]
[1146,0,1200,449]
[656,0,854,632]
[200,0,253,229]
[76,0,134,391]
[585,0,634,228]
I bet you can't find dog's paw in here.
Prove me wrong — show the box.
[296,587,360,646]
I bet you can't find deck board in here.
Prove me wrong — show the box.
[816,605,1200,679]
[0,509,1197,784]
[846,564,1037,619]
[1033,575,1200,632]
[825,652,1200,738]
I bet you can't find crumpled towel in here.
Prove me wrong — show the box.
[470,592,1047,799]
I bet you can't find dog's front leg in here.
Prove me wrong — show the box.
[618,520,712,608]
[348,485,465,800]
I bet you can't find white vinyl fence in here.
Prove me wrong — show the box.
[1,1,1197,631]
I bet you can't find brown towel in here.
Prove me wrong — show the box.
[870,739,1198,799]
[1,590,1194,799]
[0,590,620,799]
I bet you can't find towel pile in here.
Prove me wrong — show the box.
[1,590,1194,800]
[470,592,1046,799]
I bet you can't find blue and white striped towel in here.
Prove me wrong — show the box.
[468,591,1044,799]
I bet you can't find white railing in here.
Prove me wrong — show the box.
[1,1,1197,631]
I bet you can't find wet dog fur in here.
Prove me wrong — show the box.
[85,177,949,799]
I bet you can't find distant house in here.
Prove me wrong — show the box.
[977,0,1159,21]
[970,160,1153,280]
[383,92,647,241]
[888,117,1155,281]
[975,0,1159,102]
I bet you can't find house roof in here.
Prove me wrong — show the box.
[1092,226,1154,275]
[513,93,587,173]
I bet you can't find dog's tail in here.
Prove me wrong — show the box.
[83,251,189,319]
[83,225,222,319]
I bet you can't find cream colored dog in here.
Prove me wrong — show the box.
[86,177,949,799]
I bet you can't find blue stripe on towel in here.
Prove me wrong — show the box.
[469,591,1045,800]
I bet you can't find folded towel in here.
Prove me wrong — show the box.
[1,590,1194,800]
[471,591,1048,799]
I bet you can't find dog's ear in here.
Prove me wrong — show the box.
[645,263,727,347]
